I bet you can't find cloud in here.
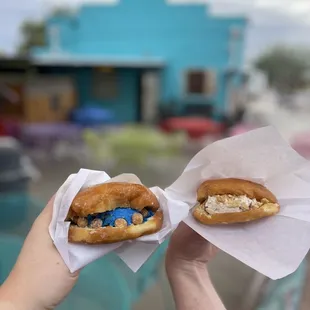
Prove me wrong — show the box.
[207,0,310,60]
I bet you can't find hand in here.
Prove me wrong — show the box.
[0,198,79,310]
[166,222,218,269]
[165,223,225,310]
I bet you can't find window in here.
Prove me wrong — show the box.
[93,68,118,100]
[185,70,217,96]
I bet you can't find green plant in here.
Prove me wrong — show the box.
[83,125,186,166]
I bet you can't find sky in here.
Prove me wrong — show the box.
[0,0,309,62]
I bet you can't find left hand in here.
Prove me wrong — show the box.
[0,197,79,310]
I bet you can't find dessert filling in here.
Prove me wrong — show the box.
[204,195,269,215]
[71,207,155,228]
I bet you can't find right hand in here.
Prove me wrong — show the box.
[166,222,218,269]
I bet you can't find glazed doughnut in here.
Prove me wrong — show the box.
[67,182,163,244]
[193,178,280,225]
[69,182,159,216]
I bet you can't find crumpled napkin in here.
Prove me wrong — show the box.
[165,126,310,279]
[49,171,189,272]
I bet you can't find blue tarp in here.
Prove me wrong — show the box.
[71,106,116,126]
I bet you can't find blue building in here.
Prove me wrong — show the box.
[32,0,247,123]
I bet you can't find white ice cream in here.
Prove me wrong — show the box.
[204,195,262,214]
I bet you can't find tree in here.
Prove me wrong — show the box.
[17,7,72,56]
[255,46,310,94]
[18,21,46,56]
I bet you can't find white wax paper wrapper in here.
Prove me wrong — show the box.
[49,170,189,273]
[166,126,310,280]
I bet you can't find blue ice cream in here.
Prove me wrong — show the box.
[86,207,155,227]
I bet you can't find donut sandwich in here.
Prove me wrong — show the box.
[193,178,280,225]
[66,182,163,244]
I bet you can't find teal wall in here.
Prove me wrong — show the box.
[33,0,247,121]
[76,68,139,122]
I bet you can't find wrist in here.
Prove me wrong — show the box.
[0,273,45,310]
[166,258,210,287]
[166,259,226,310]
[166,253,208,276]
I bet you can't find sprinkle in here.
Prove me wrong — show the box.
[90,218,103,228]
[72,216,79,224]
[115,218,128,228]
[132,213,143,225]
[141,209,149,217]
[77,217,88,228]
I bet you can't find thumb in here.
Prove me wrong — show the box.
[32,195,55,231]
[39,196,55,219]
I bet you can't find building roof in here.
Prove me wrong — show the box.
[0,57,31,70]
[31,53,165,69]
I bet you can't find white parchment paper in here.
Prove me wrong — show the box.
[49,171,189,273]
[165,126,310,280]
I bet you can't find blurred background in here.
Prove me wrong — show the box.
[0,0,310,309]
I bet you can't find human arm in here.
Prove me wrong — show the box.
[0,198,79,310]
[165,223,226,310]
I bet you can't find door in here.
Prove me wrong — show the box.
[141,71,160,123]
[24,77,76,123]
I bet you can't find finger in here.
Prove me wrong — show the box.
[174,222,196,237]
[209,244,219,257]
[33,195,55,229]
[40,195,55,218]
[22,196,56,251]
[176,222,208,243]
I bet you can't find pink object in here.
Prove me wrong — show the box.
[0,118,21,138]
[159,117,224,139]
[291,131,310,159]
[228,124,255,137]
